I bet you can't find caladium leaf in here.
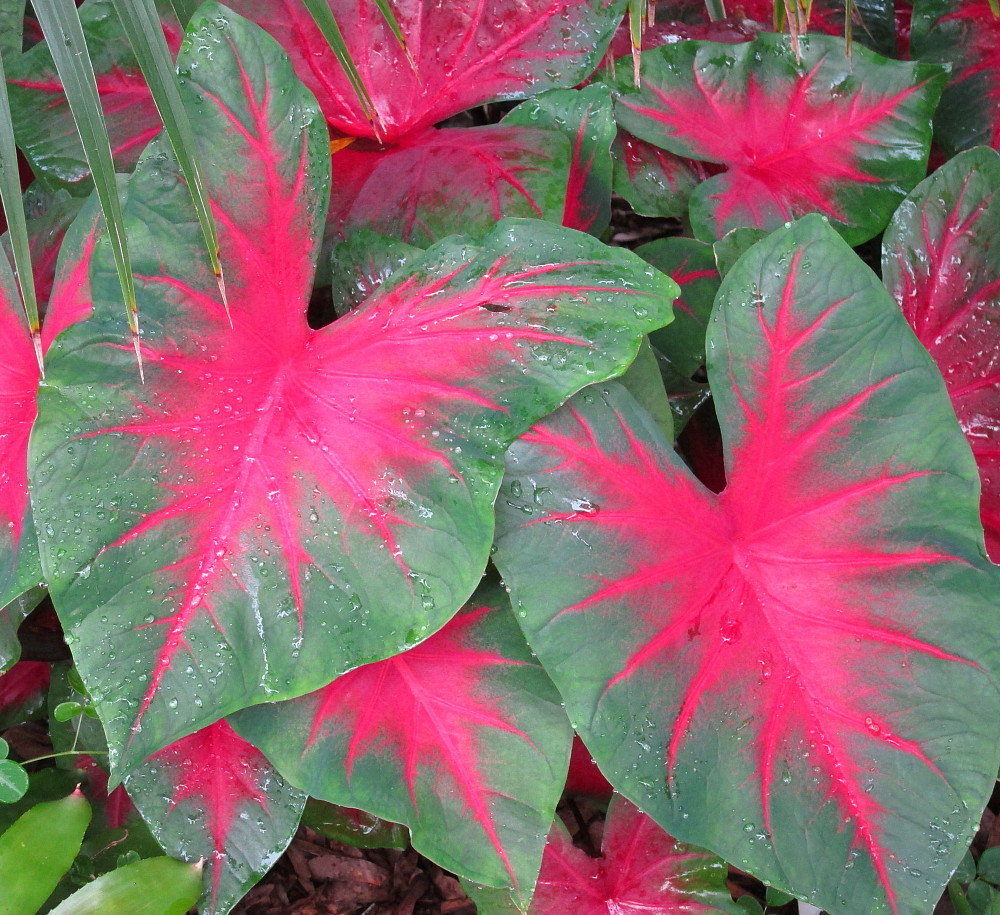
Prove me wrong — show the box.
[611,130,709,219]
[637,236,718,431]
[493,216,1000,914]
[504,86,617,236]
[0,188,98,671]
[124,719,307,915]
[611,34,945,244]
[529,795,741,914]
[882,146,1000,563]
[225,0,626,142]
[327,230,422,319]
[911,0,1000,154]
[0,249,42,620]
[5,0,182,191]
[0,659,50,728]
[327,122,573,246]
[232,583,572,902]
[30,7,678,777]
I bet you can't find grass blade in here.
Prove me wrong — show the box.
[111,0,228,317]
[0,50,42,373]
[166,0,199,27]
[32,0,142,379]
[371,0,417,73]
[301,0,383,139]
[704,0,726,20]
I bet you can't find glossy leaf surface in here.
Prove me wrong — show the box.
[233,583,572,901]
[612,34,944,243]
[327,123,572,246]
[0,659,50,728]
[30,7,678,776]
[637,236,718,430]
[226,0,626,141]
[882,146,1000,562]
[0,189,98,671]
[911,0,1000,154]
[48,856,203,915]
[124,720,307,915]
[5,0,182,190]
[530,795,741,914]
[504,86,617,236]
[0,791,91,914]
[0,248,42,619]
[494,217,1000,913]
[611,129,709,219]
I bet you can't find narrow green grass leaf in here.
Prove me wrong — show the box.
[110,0,228,315]
[627,0,643,86]
[0,51,43,373]
[166,0,199,27]
[372,0,416,72]
[301,0,383,139]
[31,0,142,379]
[705,0,727,20]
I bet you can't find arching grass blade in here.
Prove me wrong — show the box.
[111,0,228,318]
[166,0,199,27]
[31,0,142,379]
[301,0,383,139]
[0,53,42,373]
[372,0,416,73]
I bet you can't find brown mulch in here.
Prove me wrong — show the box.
[232,828,476,915]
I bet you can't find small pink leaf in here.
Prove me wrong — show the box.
[232,583,572,901]
[123,720,307,915]
[882,146,1000,562]
[530,795,741,914]
[612,34,945,243]
[0,660,50,729]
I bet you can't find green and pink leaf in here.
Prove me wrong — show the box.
[30,6,677,777]
[493,216,1000,913]
[233,583,571,900]
[882,146,1000,562]
[612,34,945,244]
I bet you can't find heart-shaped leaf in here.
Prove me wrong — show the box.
[226,0,626,142]
[233,582,571,901]
[123,720,306,915]
[882,146,1000,563]
[30,5,677,776]
[611,34,945,244]
[493,217,1000,913]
